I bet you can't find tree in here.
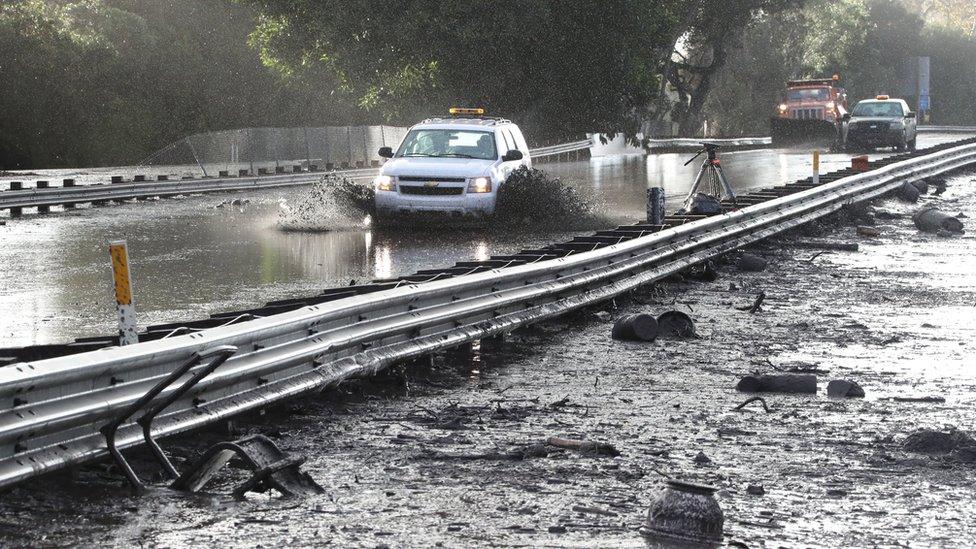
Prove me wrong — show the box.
[239,0,685,141]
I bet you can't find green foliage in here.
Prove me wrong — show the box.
[704,0,976,133]
[0,0,358,168]
[239,0,680,142]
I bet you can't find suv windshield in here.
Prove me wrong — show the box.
[788,88,829,101]
[397,129,497,160]
[852,101,904,117]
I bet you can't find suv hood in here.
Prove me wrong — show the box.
[850,116,901,124]
[382,157,495,178]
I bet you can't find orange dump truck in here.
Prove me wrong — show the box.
[770,76,849,148]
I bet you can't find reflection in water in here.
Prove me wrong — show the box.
[474,241,490,262]
[374,241,393,279]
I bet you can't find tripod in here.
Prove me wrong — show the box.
[681,143,737,212]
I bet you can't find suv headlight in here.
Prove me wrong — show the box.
[374,175,395,192]
[467,177,492,193]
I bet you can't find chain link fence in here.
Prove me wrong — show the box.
[140,126,410,176]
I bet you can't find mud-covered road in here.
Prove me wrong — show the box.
[2,171,976,547]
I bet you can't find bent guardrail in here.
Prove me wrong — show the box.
[1,139,974,489]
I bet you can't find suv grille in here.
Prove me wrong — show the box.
[790,108,825,120]
[399,185,464,196]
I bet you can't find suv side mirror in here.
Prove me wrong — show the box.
[906,111,917,119]
[378,146,394,158]
[502,149,523,162]
[842,113,851,122]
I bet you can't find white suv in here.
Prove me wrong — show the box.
[374,109,532,221]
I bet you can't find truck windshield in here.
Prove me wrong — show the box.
[787,88,829,101]
[397,129,497,160]
[852,102,904,117]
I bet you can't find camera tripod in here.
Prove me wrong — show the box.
[681,143,737,212]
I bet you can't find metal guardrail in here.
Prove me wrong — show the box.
[529,139,595,158]
[918,125,976,134]
[645,136,772,149]
[1,139,974,489]
[0,168,377,212]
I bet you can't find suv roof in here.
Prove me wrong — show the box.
[419,117,513,126]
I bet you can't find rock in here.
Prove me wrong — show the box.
[910,179,929,194]
[593,311,612,322]
[693,451,712,464]
[548,526,567,534]
[903,428,976,454]
[827,379,865,398]
[856,226,880,237]
[736,253,768,272]
[746,484,765,496]
[736,374,817,394]
[952,445,976,463]
[913,207,964,234]
[898,181,920,203]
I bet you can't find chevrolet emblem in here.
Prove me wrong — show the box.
[424,181,439,187]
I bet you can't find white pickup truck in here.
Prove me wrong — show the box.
[373,108,532,222]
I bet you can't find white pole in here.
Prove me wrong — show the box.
[109,240,138,346]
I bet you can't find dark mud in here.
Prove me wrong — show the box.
[493,166,616,231]
[2,173,976,547]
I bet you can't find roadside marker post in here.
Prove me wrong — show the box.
[813,150,821,186]
[109,240,138,346]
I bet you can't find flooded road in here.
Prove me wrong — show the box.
[0,134,966,348]
[1,169,974,548]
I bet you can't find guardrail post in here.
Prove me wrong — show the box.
[10,181,22,191]
[813,150,820,185]
[111,176,123,184]
[238,169,249,177]
[157,175,169,181]
[134,175,146,182]
[109,241,139,346]
[63,178,75,187]
[218,170,229,177]
[37,180,49,189]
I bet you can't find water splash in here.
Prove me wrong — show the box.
[492,166,614,230]
[277,174,374,232]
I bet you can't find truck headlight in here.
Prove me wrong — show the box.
[467,177,492,193]
[374,175,395,192]
[778,104,788,114]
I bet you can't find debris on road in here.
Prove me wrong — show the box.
[792,240,859,252]
[856,226,881,237]
[898,181,921,203]
[641,480,724,545]
[736,253,768,272]
[546,437,620,457]
[611,313,658,341]
[737,374,817,394]
[913,207,965,234]
[656,310,696,339]
[827,379,866,398]
[903,428,975,454]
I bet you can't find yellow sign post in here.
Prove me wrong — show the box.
[813,150,821,186]
[109,240,138,346]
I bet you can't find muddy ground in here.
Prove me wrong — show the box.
[2,172,976,548]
